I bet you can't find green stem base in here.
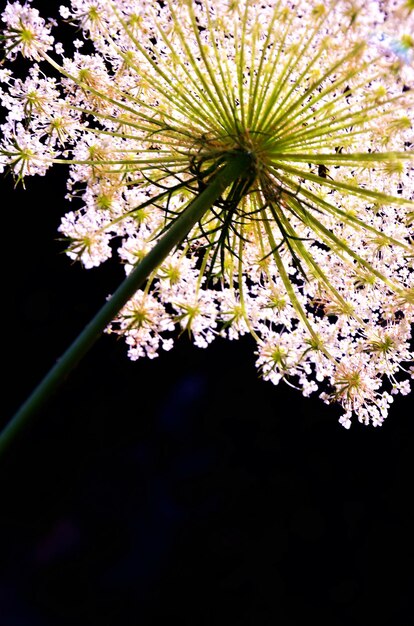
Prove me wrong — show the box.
[0,154,251,458]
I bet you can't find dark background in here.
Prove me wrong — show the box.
[1,2,414,624]
[1,140,414,626]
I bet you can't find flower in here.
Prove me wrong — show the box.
[1,0,414,428]
[0,0,54,60]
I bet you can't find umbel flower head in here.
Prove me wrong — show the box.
[1,0,414,428]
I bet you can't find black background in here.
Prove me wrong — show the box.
[1,2,414,624]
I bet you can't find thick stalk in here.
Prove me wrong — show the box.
[0,154,251,457]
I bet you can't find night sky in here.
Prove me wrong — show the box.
[1,2,414,624]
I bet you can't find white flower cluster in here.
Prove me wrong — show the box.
[1,0,414,427]
[1,0,54,60]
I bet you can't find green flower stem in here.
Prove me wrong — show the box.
[0,153,252,457]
